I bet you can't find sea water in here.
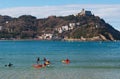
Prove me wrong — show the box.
[0,40,120,79]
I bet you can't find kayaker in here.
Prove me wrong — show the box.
[62,58,70,64]
[66,58,70,64]
[8,63,13,67]
[43,57,47,62]
[36,57,40,64]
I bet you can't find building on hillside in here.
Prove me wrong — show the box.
[76,9,92,16]
[96,25,98,28]
[38,33,53,40]
[55,23,76,33]
[62,25,69,31]
[0,26,2,30]
[6,21,9,24]
[69,23,76,30]
[44,33,53,39]
[56,27,63,33]
[76,22,80,26]
[56,23,76,33]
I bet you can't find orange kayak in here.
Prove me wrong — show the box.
[33,64,43,69]
[62,60,70,64]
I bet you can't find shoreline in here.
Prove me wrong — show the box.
[0,38,119,42]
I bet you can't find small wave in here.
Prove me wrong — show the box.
[58,65,120,69]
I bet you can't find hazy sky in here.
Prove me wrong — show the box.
[0,0,120,31]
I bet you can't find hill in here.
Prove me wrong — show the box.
[0,9,120,41]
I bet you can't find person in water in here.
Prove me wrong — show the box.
[62,58,70,64]
[5,63,13,67]
[36,57,40,64]
[45,60,50,65]
[43,57,47,62]
[42,63,47,67]
[43,57,50,66]
[8,63,13,67]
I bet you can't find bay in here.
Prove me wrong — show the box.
[0,40,120,79]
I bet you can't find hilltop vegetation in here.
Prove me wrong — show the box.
[0,10,120,41]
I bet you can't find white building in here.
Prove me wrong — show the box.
[62,25,69,31]
[38,33,53,40]
[69,23,76,30]
[6,21,9,24]
[0,26,2,30]
[96,25,98,28]
[58,28,63,33]
[55,27,63,33]
[56,24,75,33]
[56,25,69,33]
[76,22,80,26]
[43,33,53,40]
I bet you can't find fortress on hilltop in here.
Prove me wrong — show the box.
[76,8,92,16]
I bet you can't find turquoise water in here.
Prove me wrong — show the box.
[0,40,120,79]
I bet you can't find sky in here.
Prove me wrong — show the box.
[0,0,120,31]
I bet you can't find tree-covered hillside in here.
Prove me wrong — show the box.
[0,10,120,41]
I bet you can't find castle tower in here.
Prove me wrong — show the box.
[81,8,85,15]
[76,9,92,16]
